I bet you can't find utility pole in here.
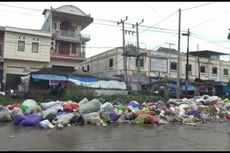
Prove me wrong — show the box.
[228,28,230,40]
[177,8,181,99]
[197,44,200,79]
[182,28,190,97]
[133,19,144,92]
[50,6,53,34]
[117,16,128,89]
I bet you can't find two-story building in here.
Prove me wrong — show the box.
[0,26,51,89]
[79,46,230,90]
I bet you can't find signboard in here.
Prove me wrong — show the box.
[209,76,219,81]
[49,80,61,86]
[150,58,168,72]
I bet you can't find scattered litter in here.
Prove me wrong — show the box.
[1,95,230,129]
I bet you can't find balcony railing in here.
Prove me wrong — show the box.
[81,34,90,40]
[50,51,85,58]
[54,30,91,42]
[59,30,79,37]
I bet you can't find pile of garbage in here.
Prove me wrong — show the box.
[1,95,230,129]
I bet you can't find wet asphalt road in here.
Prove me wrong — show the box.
[0,121,230,151]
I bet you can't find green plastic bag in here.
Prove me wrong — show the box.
[223,98,230,103]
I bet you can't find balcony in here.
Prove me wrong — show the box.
[53,30,91,43]
[50,50,86,61]
[81,34,90,41]
[60,30,77,37]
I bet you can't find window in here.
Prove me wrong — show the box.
[170,62,177,70]
[18,41,25,52]
[212,67,217,75]
[32,42,39,53]
[109,58,113,68]
[200,66,205,73]
[71,27,75,32]
[224,68,228,75]
[186,64,192,73]
[136,58,144,67]
[54,23,57,30]
[72,44,76,54]
[87,65,90,71]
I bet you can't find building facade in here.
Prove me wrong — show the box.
[0,26,51,89]
[41,5,93,71]
[0,5,93,90]
[79,47,230,90]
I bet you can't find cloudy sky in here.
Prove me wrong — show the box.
[0,2,230,59]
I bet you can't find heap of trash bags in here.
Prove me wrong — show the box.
[1,94,230,129]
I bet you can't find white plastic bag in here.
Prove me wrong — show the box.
[39,119,54,129]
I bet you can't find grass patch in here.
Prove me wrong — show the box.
[95,91,167,103]
[0,90,167,106]
[0,96,23,106]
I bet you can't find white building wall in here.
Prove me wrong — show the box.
[80,47,230,84]
[4,31,51,62]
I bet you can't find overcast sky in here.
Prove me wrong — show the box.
[0,2,230,59]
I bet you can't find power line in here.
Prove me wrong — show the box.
[182,2,215,11]
[153,34,178,50]
[93,21,180,35]
[188,8,230,29]
[140,10,178,34]
[191,32,230,50]
[0,3,42,12]
[0,8,41,17]
[4,40,117,49]
[93,22,120,28]
[143,3,158,13]
[0,7,182,34]
[94,18,117,24]
[0,3,182,34]
[124,10,178,44]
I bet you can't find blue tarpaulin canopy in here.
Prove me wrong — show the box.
[69,76,98,83]
[31,74,69,81]
[222,85,230,93]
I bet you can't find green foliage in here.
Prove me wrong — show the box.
[0,96,22,106]
[96,92,167,103]
[0,90,167,106]
[65,89,95,102]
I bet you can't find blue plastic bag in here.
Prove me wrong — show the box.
[20,114,43,126]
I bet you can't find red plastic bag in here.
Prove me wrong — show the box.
[226,113,230,120]
[7,103,20,110]
[64,102,79,112]
[151,116,160,124]
[135,111,156,117]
